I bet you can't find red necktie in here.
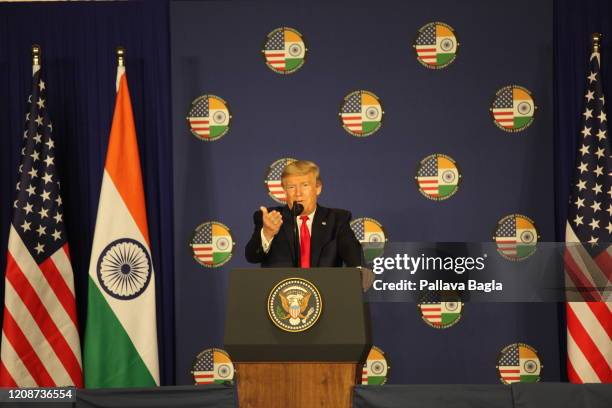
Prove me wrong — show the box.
[299,215,311,268]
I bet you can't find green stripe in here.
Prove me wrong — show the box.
[436,53,455,65]
[213,252,231,264]
[364,247,384,264]
[441,313,460,325]
[209,126,227,138]
[520,375,540,383]
[362,121,381,134]
[514,116,533,129]
[366,376,386,385]
[438,185,457,197]
[285,58,303,71]
[516,245,536,258]
[84,277,156,388]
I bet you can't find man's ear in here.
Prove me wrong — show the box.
[316,182,322,196]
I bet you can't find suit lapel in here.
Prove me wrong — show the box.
[309,206,328,267]
[281,206,298,266]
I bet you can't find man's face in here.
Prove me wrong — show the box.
[282,172,321,215]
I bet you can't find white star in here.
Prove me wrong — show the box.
[38,80,45,91]
[573,215,584,226]
[578,162,589,173]
[585,90,595,101]
[42,173,53,184]
[53,212,63,223]
[47,122,53,132]
[588,71,597,83]
[595,147,605,159]
[33,133,42,143]
[607,222,612,235]
[25,112,30,121]
[579,144,590,155]
[592,183,603,195]
[608,204,612,217]
[596,129,606,141]
[13,200,18,209]
[30,150,40,162]
[591,201,602,213]
[18,164,23,173]
[20,220,31,232]
[597,111,607,122]
[581,126,591,137]
[38,207,49,219]
[27,167,38,179]
[588,218,600,230]
[575,197,585,209]
[600,95,605,105]
[583,108,593,120]
[34,243,45,254]
[55,195,63,206]
[576,179,587,191]
[36,98,45,109]
[23,202,33,215]
[52,229,62,241]
[34,115,43,126]
[40,190,51,202]
[21,147,26,156]
[27,95,32,103]
[23,130,28,139]
[15,181,20,191]
[26,184,36,196]
[45,138,54,150]
[36,225,46,237]
[588,236,598,244]
[44,156,54,167]
[593,165,604,177]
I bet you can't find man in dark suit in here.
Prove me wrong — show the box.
[245,160,364,268]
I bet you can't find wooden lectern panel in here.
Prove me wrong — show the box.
[235,362,358,408]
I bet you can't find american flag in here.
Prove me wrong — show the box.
[417,156,439,197]
[495,217,518,257]
[497,344,521,384]
[264,29,286,71]
[350,218,366,241]
[192,349,214,384]
[420,303,442,326]
[415,24,437,65]
[266,158,294,203]
[564,42,612,383]
[0,69,82,387]
[191,223,213,265]
[341,92,362,134]
[492,87,515,129]
[187,97,210,138]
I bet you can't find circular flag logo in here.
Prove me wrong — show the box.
[339,90,384,137]
[265,158,297,203]
[493,214,538,261]
[262,27,307,74]
[415,154,461,201]
[186,94,231,141]
[496,343,542,385]
[490,85,536,132]
[191,348,235,385]
[418,291,464,329]
[268,278,322,332]
[361,346,390,385]
[350,217,387,263]
[414,22,458,69]
[96,238,153,300]
[190,221,235,268]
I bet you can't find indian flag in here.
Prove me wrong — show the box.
[363,219,384,262]
[208,97,229,139]
[437,156,458,198]
[361,93,382,134]
[83,65,159,388]
[284,30,305,72]
[516,217,537,258]
[213,351,234,383]
[513,88,534,129]
[362,347,387,385]
[518,345,541,382]
[212,224,233,266]
[436,25,456,66]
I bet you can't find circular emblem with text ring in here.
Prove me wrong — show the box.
[190,221,235,268]
[361,346,390,385]
[493,214,538,261]
[496,343,542,385]
[350,217,387,263]
[415,154,461,201]
[268,278,322,332]
[490,85,536,132]
[186,94,231,141]
[414,22,459,69]
[96,238,153,300]
[418,291,464,329]
[264,158,297,204]
[339,90,384,137]
[262,27,307,74]
[191,348,235,385]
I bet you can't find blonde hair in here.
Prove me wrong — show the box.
[281,160,321,185]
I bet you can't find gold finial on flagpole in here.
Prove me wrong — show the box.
[592,33,602,53]
[117,46,125,67]
[32,44,41,67]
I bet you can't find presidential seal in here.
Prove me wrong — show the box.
[490,85,536,132]
[262,27,307,74]
[191,348,235,385]
[339,90,384,137]
[414,22,458,69]
[268,278,322,332]
[496,343,542,385]
[350,217,387,263]
[186,94,231,141]
[415,154,461,201]
[264,158,297,203]
[418,291,464,329]
[361,346,390,385]
[190,221,235,268]
[493,214,538,261]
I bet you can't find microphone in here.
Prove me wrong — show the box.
[290,202,304,267]
[291,202,304,216]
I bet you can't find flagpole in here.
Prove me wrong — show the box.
[116,46,125,91]
[32,44,40,74]
[592,33,601,53]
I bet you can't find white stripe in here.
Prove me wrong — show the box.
[49,248,76,296]
[567,327,601,383]
[565,224,599,292]
[0,332,36,386]
[568,303,612,368]
[8,227,82,363]
[2,281,71,386]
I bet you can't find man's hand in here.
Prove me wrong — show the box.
[261,206,283,241]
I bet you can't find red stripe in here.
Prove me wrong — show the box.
[39,249,78,328]
[2,309,54,385]
[420,307,441,311]
[493,112,513,117]
[499,369,520,373]
[564,251,601,301]
[593,251,612,283]
[424,315,441,318]
[265,52,285,57]
[496,240,516,243]
[586,302,612,339]
[418,180,437,184]
[189,120,209,124]
[566,357,582,383]
[341,115,361,120]
[5,253,83,387]
[416,48,436,52]
[502,376,520,381]
[0,359,18,387]
[566,304,609,382]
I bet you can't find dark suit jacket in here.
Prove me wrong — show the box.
[245,205,364,267]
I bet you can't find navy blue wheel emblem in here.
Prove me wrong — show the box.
[97,238,152,300]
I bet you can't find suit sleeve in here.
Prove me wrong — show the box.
[337,211,366,267]
[245,210,266,263]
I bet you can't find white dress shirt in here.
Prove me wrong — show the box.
[261,208,316,253]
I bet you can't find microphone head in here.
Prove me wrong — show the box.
[292,202,304,216]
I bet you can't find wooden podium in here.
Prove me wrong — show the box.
[224,268,371,408]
